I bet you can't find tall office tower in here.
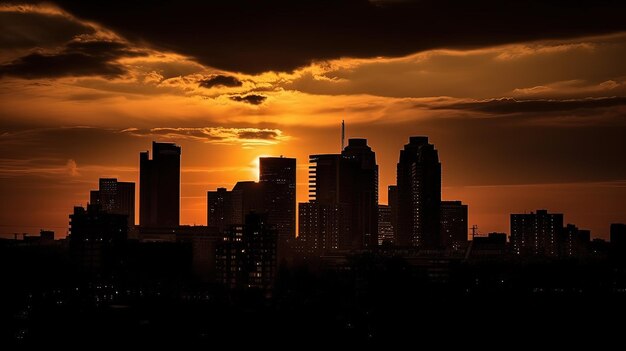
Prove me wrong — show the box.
[388,185,398,242]
[298,139,378,253]
[440,201,468,249]
[259,157,296,254]
[510,209,563,256]
[299,154,344,254]
[139,141,181,228]
[207,187,233,232]
[89,178,135,227]
[396,136,442,249]
[309,154,341,203]
[378,204,394,245]
[340,138,379,250]
[216,213,277,291]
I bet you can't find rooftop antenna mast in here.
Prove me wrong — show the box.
[471,225,479,240]
[341,119,345,151]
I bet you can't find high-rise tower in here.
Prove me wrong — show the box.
[396,136,441,249]
[139,141,181,228]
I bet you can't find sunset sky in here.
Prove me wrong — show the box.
[1,1,625,239]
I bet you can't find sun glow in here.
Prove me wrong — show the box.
[249,155,273,181]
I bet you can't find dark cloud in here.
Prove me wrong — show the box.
[437,97,626,114]
[50,0,626,73]
[0,7,94,50]
[230,94,267,105]
[199,75,243,88]
[121,127,285,144]
[237,130,278,140]
[0,39,146,78]
[123,128,222,142]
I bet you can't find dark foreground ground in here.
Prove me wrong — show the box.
[2,247,626,346]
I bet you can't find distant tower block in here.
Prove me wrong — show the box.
[341,119,345,151]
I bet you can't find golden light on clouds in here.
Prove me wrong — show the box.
[1,3,626,239]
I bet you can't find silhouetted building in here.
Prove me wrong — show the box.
[90,178,135,227]
[611,223,626,257]
[299,154,343,254]
[298,202,347,254]
[510,210,563,256]
[340,138,379,249]
[207,187,234,232]
[611,223,626,246]
[470,232,507,257]
[40,230,54,241]
[388,185,398,242]
[216,213,277,291]
[207,180,269,231]
[232,181,265,221]
[590,238,610,257]
[69,204,128,272]
[174,226,221,282]
[441,200,468,250]
[378,204,394,245]
[260,156,296,256]
[140,141,181,228]
[561,224,590,258]
[396,136,441,249]
[299,139,378,252]
[309,154,341,203]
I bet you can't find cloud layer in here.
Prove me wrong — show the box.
[121,127,287,145]
[0,39,146,78]
[51,0,626,73]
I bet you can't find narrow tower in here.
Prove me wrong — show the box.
[341,120,345,151]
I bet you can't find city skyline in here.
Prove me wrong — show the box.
[3,1,626,346]
[2,1,626,240]
[1,129,625,240]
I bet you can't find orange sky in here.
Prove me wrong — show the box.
[1,3,625,239]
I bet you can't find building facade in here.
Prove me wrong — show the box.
[90,178,135,227]
[260,157,296,255]
[441,200,468,249]
[139,142,181,228]
[510,209,563,256]
[396,136,441,249]
[216,213,277,291]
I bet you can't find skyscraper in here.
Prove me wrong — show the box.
[298,139,378,253]
[440,200,468,249]
[309,154,341,204]
[388,185,398,242]
[90,178,135,227]
[140,141,181,228]
[396,136,441,249]
[260,156,296,254]
[510,209,563,256]
[340,138,379,249]
[207,187,233,232]
[299,154,346,254]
